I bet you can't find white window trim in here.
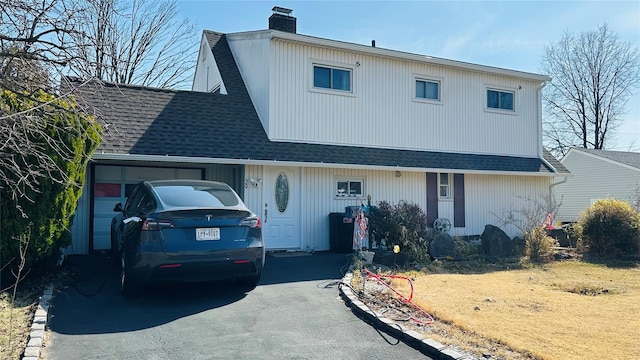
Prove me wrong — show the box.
[334,177,365,199]
[309,59,356,97]
[438,173,453,200]
[484,85,518,115]
[412,74,444,105]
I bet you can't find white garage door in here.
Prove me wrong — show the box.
[92,165,203,250]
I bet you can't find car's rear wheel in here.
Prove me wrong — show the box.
[237,274,261,290]
[121,254,141,297]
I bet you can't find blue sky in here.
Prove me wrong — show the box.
[177,0,640,151]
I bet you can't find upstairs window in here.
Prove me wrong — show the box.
[314,65,351,92]
[416,79,440,101]
[487,89,514,111]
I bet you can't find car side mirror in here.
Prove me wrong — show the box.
[113,202,123,212]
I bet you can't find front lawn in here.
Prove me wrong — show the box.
[0,287,41,360]
[395,261,640,360]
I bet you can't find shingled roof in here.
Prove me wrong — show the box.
[73,32,568,175]
[570,148,640,170]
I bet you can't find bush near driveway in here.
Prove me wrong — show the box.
[0,90,101,286]
[576,199,640,258]
[368,201,430,263]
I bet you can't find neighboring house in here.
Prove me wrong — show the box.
[554,148,640,223]
[69,7,569,255]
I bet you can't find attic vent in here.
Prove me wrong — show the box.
[269,6,296,34]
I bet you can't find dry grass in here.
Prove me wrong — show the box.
[0,288,40,360]
[394,260,640,360]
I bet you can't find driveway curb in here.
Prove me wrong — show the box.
[339,268,475,360]
[22,285,53,360]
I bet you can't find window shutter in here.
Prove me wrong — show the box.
[453,173,465,227]
[426,172,438,226]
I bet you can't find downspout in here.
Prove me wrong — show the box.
[549,175,568,225]
[538,80,566,222]
[537,80,557,173]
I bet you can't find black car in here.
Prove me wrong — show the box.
[112,180,264,296]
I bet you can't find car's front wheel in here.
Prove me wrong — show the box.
[121,254,141,297]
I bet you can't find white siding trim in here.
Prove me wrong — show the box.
[239,29,550,82]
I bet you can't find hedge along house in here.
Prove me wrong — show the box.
[69,7,569,255]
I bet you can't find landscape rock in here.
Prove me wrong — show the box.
[512,235,526,256]
[429,232,455,259]
[481,224,514,258]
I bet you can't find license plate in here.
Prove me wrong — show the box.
[196,228,220,241]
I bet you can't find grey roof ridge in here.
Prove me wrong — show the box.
[571,147,640,170]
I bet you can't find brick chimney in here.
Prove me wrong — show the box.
[269,6,296,33]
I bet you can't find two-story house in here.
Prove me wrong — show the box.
[69,8,569,255]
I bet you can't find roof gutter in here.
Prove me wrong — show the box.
[91,153,558,177]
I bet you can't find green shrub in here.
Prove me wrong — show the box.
[575,199,640,258]
[369,200,429,264]
[525,227,556,263]
[0,90,101,284]
[453,237,482,259]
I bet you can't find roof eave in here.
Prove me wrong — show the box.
[224,29,550,82]
[91,153,559,177]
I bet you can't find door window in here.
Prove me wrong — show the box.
[275,173,289,213]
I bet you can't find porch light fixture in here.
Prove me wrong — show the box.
[245,178,262,188]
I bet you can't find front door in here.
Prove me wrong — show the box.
[262,167,300,250]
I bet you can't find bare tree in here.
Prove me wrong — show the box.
[1,0,81,92]
[541,24,640,157]
[1,0,103,288]
[1,0,93,197]
[67,0,197,89]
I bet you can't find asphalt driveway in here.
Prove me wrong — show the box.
[43,252,429,359]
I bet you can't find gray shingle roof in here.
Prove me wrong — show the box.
[72,32,567,175]
[573,148,640,170]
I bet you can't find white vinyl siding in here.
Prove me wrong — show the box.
[192,36,226,94]
[299,168,427,252]
[240,166,551,251]
[242,164,264,223]
[73,163,554,254]
[260,40,539,157]
[226,35,271,133]
[463,174,551,238]
[554,151,640,223]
